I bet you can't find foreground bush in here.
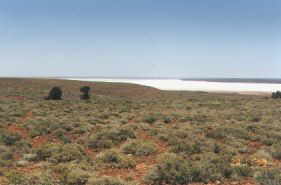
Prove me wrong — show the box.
[0,132,21,145]
[7,171,57,185]
[256,169,281,185]
[61,168,90,185]
[122,140,156,156]
[144,153,234,185]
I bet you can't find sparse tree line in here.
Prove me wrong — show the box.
[45,86,91,100]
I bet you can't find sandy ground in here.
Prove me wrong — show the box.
[67,78,277,96]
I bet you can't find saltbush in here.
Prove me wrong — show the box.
[144,153,234,185]
[87,177,130,185]
[97,149,135,169]
[122,140,156,156]
[88,127,135,150]
[35,143,87,163]
[256,169,281,185]
[0,132,21,145]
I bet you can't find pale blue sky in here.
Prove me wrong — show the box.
[0,0,280,78]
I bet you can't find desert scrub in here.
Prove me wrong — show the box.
[145,153,234,185]
[256,169,281,185]
[59,167,90,185]
[87,177,131,185]
[97,149,135,169]
[35,143,87,163]
[0,132,21,146]
[122,140,156,156]
[88,127,135,150]
[233,165,253,177]
[0,145,13,167]
[170,140,202,155]
[6,171,57,185]
[271,144,281,160]
[143,115,158,124]
[144,153,195,185]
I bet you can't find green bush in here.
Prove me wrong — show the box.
[61,168,90,185]
[88,127,135,150]
[0,132,21,145]
[87,177,130,185]
[256,169,281,185]
[35,143,87,163]
[272,145,281,160]
[97,150,136,169]
[144,153,194,185]
[6,171,56,185]
[170,141,202,155]
[122,140,156,156]
[234,165,253,177]
[144,153,234,185]
[144,115,157,124]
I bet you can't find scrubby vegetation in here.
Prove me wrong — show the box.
[0,78,280,185]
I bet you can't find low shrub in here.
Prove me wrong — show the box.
[233,165,253,177]
[97,150,136,169]
[6,171,57,185]
[87,177,130,185]
[272,145,281,160]
[144,153,194,185]
[144,153,234,185]
[35,143,87,163]
[61,168,90,185]
[143,115,157,124]
[122,140,156,156]
[88,127,135,150]
[170,141,202,155]
[256,169,281,185]
[0,132,21,145]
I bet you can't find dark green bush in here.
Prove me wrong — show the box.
[0,132,21,145]
[80,86,91,100]
[144,115,157,124]
[272,91,281,99]
[45,87,63,100]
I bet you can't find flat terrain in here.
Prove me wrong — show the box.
[0,78,281,185]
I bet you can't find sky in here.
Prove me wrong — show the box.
[0,0,280,78]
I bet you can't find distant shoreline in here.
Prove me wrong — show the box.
[66,78,280,95]
[182,78,281,84]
